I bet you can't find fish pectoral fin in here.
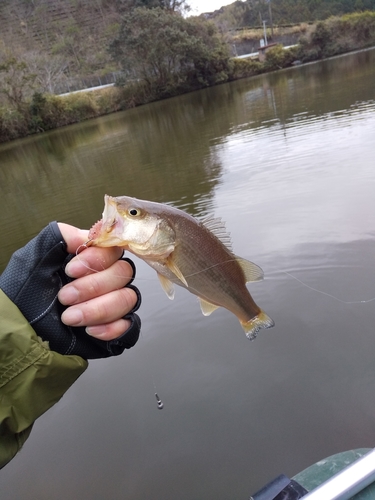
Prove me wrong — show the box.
[236,257,264,283]
[199,298,220,316]
[241,310,275,341]
[166,256,188,287]
[157,273,175,300]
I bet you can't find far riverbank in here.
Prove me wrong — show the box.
[1,11,374,145]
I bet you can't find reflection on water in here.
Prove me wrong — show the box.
[1,49,375,499]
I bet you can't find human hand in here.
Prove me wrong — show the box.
[57,223,140,341]
[0,222,141,359]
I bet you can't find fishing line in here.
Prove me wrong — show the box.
[269,269,375,305]
[74,245,140,282]
[134,325,165,411]
[139,326,165,411]
[75,245,111,273]
[75,246,165,409]
[74,247,243,283]
[147,352,165,411]
[75,247,375,305]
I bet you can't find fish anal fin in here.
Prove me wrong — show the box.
[236,257,264,283]
[199,298,220,316]
[157,273,175,300]
[166,256,188,287]
[241,310,275,341]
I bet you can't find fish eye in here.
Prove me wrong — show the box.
[128,207,141,217]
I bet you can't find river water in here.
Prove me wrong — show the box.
[1,48,375,499]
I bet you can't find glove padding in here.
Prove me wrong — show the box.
[0,222,141,359]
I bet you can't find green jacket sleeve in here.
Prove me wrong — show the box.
[0,290,88,468]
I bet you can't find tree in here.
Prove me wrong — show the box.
[211,0,375,27]
[161,0,190,12]
[0,53,36,112]
[25,52,68,94]
[109,7,231,91]
[51,19,88,71]
[115,0,190,14]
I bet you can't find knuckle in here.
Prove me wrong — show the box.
[119,287,137,312]
[80,287,137,326]
[86,275,102,296]
[86,289,135,324]
[104,319,131,340]
[91,301,112,324]
[116,260,134,283]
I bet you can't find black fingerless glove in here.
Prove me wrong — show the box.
[0,222,141,359]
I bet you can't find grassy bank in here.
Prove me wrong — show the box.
[229,23,312,47]
[0,11,374,144]
[229,11,375,77]
[298,10,375,61]
[0,87,125,143]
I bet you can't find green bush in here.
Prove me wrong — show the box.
[263,44,298,69]
[340,11,375,42]
[60,93,99,122]
[229,58,262,79]
[0,108,29,141]
[311,21,333,50]
[40,95,67,129]
[94,87,123,114]
[298,11,375,61]
[28,92,47,132]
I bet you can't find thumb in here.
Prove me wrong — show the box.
[57,223,89,254]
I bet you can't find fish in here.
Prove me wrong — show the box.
[87,195,274,340]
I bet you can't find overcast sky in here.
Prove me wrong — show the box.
[187,0,236,16]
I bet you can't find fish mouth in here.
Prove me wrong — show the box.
[87,219,104,243]
[86,195,125,247]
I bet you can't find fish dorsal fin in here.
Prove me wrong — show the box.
[157,273,175,300]
[199,298,220,316]
[166,255,188,287]
[236,257,264,283]
[200,215,233,251]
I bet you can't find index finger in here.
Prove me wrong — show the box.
[65,246,124,278]
[57,222,123,277]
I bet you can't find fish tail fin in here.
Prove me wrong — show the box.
[240,311,275,341]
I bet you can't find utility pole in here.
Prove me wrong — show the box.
[263,20,268,46]
[267,0,274,38]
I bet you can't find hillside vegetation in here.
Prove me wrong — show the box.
[207,0,375,29]
[0,1,374,143]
